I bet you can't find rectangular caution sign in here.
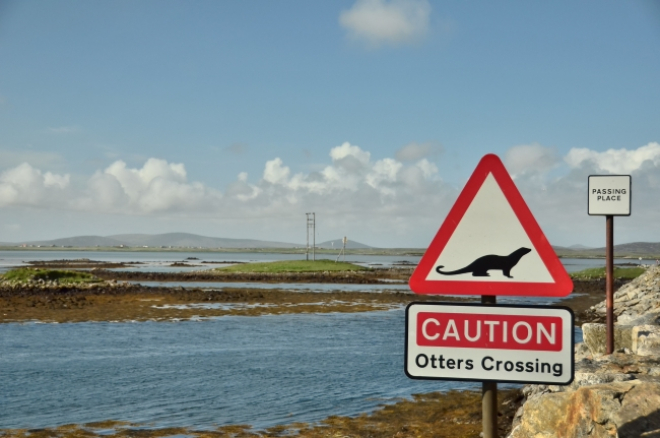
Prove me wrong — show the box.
[405,303,574,385]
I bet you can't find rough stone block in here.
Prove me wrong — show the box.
[574,342,591,361]
[582,323,633,356]
[633,325,660,357]
[619,310,660,325]
[508,381,637,438]
[611,382,660,437]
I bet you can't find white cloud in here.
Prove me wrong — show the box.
[73,158,221,214]
[0,163,70,207]
[263,158,291,185]
[504,143,561,176]
[366,158,402,193]
[416,158,438,179]
[395,141,442,162]
[330,141,371,166]
[339,0,431,47]
[509,142,660,247]
[1,141,659,247]
[565,142,660,174]
[104,158,187,201]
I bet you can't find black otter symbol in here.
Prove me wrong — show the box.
[435,247,532,278]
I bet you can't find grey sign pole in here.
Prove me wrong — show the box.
[481,294,497,438]
[606,215,614,354]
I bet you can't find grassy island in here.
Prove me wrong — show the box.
[2,267,100,284]
[216,259,369,273]
[570,266,646,281]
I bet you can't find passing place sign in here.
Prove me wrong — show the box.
[588,175,631,216]
[405,303,574,385]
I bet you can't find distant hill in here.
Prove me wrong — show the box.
[316,239,373,249]
[6,233,377,250]
[11,233,302,249]
[107,233,300,249]
[5,233,660,256]
[554,242,660,258]
[22,235,127,247]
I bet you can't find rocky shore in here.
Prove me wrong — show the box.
[509,265,660,438]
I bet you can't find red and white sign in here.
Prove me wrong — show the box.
[405,303,574,384]
[409,154,573,297]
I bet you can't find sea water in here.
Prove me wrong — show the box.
[0,249,647,274]
[0,310,582,430]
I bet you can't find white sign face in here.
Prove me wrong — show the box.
[408,154,573,297]
[425,174,554,284]
[588,175,631,216]
[405,303,574,384]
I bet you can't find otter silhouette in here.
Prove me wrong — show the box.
[435,247,532,278]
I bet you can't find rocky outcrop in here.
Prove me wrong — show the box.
[509,351,660,438]
[509,266,660,438]
[588,265,660,325]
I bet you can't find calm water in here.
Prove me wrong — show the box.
[0,249,607,430]
[0,250,420,273]
[0,311,584,430]
[0,311,469,430]
[0,249,650,274]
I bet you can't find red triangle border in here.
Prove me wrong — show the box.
[409,154,573,297]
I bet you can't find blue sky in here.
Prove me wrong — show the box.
[0,0,659,247]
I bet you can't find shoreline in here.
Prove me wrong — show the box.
[2,246,660,259]
[0,389,523,438]
[0,278,625,324]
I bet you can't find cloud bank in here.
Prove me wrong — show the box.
[1,141,659,247]
[0,142,448,218]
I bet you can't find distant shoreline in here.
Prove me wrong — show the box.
[1,245,660,259]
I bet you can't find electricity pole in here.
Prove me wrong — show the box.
[306,213,315,261]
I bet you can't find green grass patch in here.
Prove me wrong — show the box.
[216,259,369,273]
[2,267,100,284]
[570,266,646,280]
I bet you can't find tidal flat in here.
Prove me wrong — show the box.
[0,390,523,438]
[0,278,624,324]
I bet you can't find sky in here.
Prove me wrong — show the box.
[0,0,659,248]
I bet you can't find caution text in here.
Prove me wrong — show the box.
[417,312,563,352]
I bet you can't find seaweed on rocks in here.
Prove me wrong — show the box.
[0,389,523,438]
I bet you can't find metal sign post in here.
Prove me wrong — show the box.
[606,215,614,354]
[482,295,497,438]
[588,175,631,355]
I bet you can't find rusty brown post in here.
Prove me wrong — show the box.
[606,215,614,354]
[482,295,497,438]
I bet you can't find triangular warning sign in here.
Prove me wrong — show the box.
[409,154,573,297]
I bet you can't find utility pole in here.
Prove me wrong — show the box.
[306,213,315,261]
[335,236,347,263]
